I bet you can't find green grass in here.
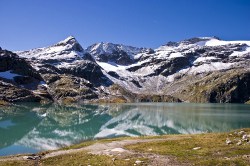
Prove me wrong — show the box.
[126,129,250,166]
[42,152,148,166]
[0,152,149,166]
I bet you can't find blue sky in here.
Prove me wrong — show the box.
[1,0,250,50]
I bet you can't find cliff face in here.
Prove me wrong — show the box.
[164,69,250,103]
[0,36,250,104]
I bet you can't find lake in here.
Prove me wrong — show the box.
[0,103,250,156]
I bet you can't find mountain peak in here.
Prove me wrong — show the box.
[16,36,85,61]
[57,36,78,45]
[53,36,84,53]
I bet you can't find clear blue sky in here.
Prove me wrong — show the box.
[1,0,250,50]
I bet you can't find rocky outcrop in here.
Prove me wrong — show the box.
[47,75,98,104]
[86,42,149,65]
[59,60,112,86]
[168,69,250,103]
[0,50,41,79]
[0,81,41,102]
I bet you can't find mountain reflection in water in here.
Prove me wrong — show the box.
[0,103,250,156]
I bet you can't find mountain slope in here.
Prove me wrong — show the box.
[86,42,152,65]
[0,36,250,104]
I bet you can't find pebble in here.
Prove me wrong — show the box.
[236,140,242,146]
[135,160,143,164]
[226,138,233,145]
[238,131,245,136]
[23,156,29,160]
[24,155,41,160]
[125,158,130,161]
[110,148,126,152]
[242,134,248,141]
[193,147,201,150]
[243,155,250,158]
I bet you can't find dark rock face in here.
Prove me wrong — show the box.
[0,81,41,102]
[0,50,41,79]
[86,43,148,65]
[47,76,98,104]
[92,50,134,65]
[208,72,250,103]
[157,57,190,76]
[178,70,250,103]
[59,61,112,86]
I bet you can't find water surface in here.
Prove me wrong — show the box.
[0,103,250,156]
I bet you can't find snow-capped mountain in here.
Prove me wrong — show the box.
[0,36,250,104]
[16,36,91,62]
[86,42,152,65]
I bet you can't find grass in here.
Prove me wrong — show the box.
[0,152,148,166]
[126,129,250,166]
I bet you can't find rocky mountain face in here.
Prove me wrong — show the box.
[86,42,152,65]
[0,36,250,104]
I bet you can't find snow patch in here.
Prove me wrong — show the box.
[0,71,21,80]
[230,46,250,57]
[39,81,48,87]
[193,57,219,64]
[198,39,250,47]
[169,52,184,58]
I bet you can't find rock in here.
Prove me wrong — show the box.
[179,70,250,103]
[47,76,98,103]
[86,42,148,65]
[243,155,250,158]
[242,134,248,141]
[226,138,233,145]
[0,81,42,102]
[59,60,112,86]
[236,140,242,146]
[135,160,143,164]
[0,50,41,80]
[110,148,126,152]
[23,156,29,160]
[193,147,201,150]
[26,155,41,160]
[238,131,246,136]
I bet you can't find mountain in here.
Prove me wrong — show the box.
[86,42,152,65]
[0,36,250,104]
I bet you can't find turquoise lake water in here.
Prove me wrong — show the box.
[0,103,250,156]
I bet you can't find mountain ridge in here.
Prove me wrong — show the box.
[0,36,250,104]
